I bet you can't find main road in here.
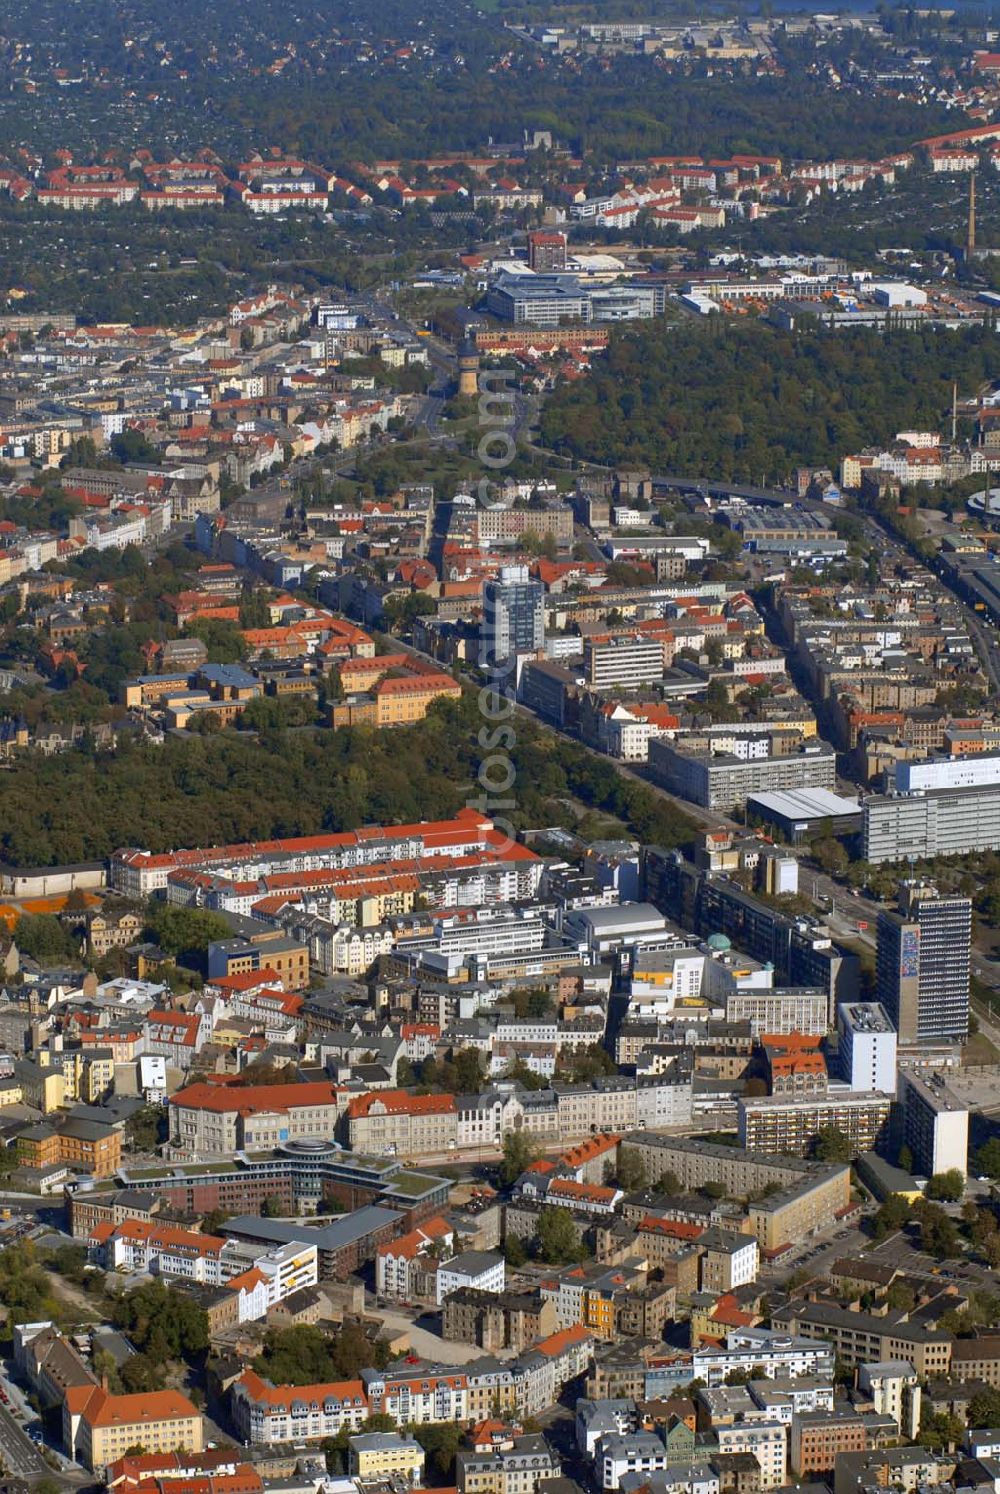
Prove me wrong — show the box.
[0,1401,51,1479]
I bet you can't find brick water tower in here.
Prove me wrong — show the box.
[458,337,480,397]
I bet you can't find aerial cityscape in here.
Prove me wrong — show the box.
[9,3,1000,1494]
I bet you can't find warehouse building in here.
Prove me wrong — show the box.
[746,787,862,845]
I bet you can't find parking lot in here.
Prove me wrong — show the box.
[760,1221,871,1282]
[865,1232,999,1292]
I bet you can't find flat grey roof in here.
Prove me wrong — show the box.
[441,1249,503,1274]
[224,1204,399,1251]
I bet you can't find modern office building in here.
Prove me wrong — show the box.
[747,786,863,845]
[486,272,665,327]
[898,1069,969,1179]
[876,882,970,1043]
[864,782,1000,863]
[837,1002,898,1093]
[896,752,1000,792]
[644,854,861,1020]
[480,565,545,670]
[486,274,592,326]
[725,986,829,1037]
[583,636,664,691]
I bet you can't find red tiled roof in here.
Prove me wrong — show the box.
[347,1089,456,1119]
[65,1385,201,1429]
[234,1370,366,1413]
[170,1080,338,1115]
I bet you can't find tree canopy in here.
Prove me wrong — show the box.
[541,321,1000,486]
[810,1126,853,1163]
[0,696,698,870]
[112,1279,208,1360]
[252,1323,387,1385]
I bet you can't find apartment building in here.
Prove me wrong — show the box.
[63,1386,203,1471]
[437,1250,506,1305]
[737,1093,893,1158]
[88,1220,317,1320]
[87,910,143,958]
[762,1034,828,1097]
[833,1448,945,1494]
[362,1364,470,1425]
[693,1330,835,1388]
[698,1229,759,1292]
[838,1003,897,1093]
[618,1134,851,1254]
[858,1362,921,1439]
[457,1435,560,1494]
[14,1323,95,1409]
[231,1371,368,1444]
[142,1010,206,1070]
[649,738,837,811]
[375,1216,454,1300]
[476,504,574,548]
[715,1422,786,1489]
[743,1378,835,1423]
[898,1069,969,1178]
[443,1289,557,1353]
[480,565,545,668]
[950,1336,1000,1386]
[111,809,506,898]
[349,1433,425,1484]
[598,1432,675,1491]
[790,1410,867,1476]
[168,1080,342,1154]
[90,1219,229,1283]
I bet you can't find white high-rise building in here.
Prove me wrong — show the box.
[837,1002,898,1094]
[899,1069,969,1179]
